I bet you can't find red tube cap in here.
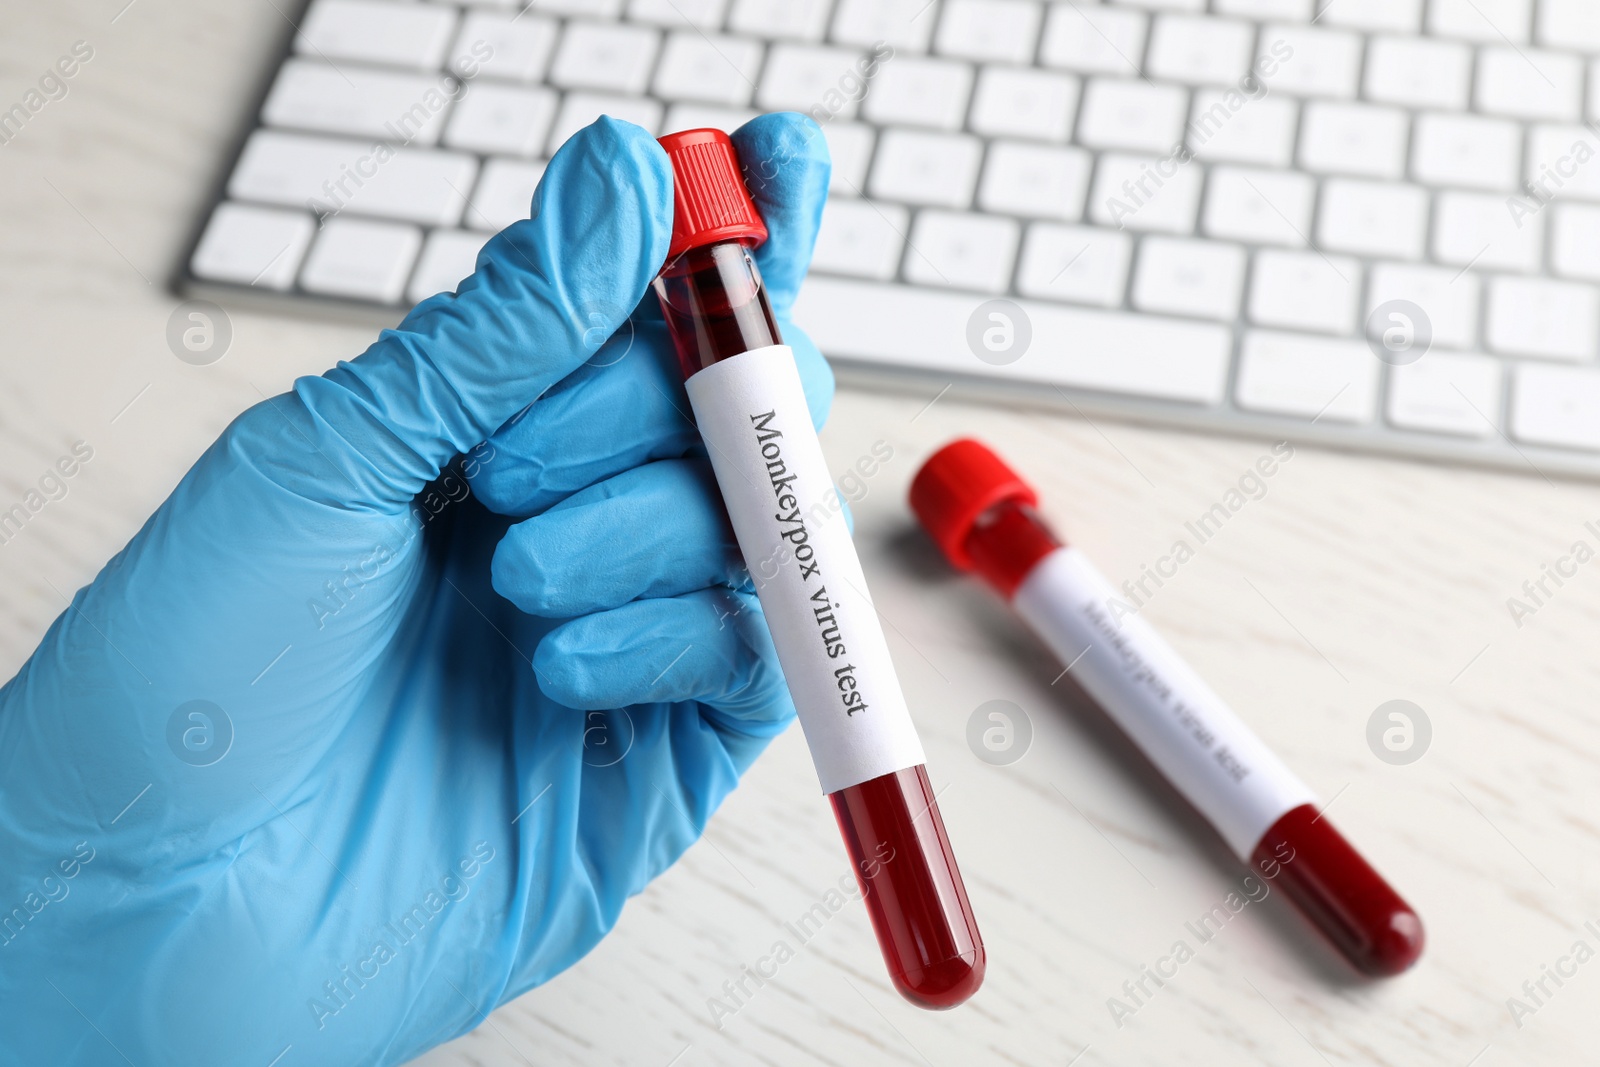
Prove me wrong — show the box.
[657,128,768,259]
[910,439,1038,571]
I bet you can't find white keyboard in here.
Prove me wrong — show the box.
[183,0,1600,478]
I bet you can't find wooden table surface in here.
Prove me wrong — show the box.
[5,3,1600,1064]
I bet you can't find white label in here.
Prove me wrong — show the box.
[1014,548,1315,859]
[686,345,926,794]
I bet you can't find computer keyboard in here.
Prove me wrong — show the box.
[182,0,1600,479]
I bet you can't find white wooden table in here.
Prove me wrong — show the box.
[5,3,1600,1064]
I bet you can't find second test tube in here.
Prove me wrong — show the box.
[911,439,1424,977]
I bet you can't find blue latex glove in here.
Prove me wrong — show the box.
[0,113,833,1066]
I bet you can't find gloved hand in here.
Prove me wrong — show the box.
[0,113,833,1066]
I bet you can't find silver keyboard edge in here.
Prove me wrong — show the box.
[829,357,1600,482]
[179,273,1600,483]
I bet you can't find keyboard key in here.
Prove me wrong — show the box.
[665,99,750,133]
[758,45,868,120]
[1112,0,1203,10]
[532,0,622,13]
[1526,126,1600,202]
[1214,0,1312,17]
[1475,48,1581,122]
[407,228,490,304]
[821,122,874,194]
[1039,4,1146,76]
[1202,167,1314,246]
[1434,192,1542,272]
[445,84,557,157]
[730,0,832,40]
[451,11,559,82]
[1089,154,1203,234]
[1363,36,1471,110]
[296,0,458,70]
[1145,15,1254,86]
[299,217,422,303]
[1258,25,1360,98]
[1539,0,1600,50]
[1317,179,1428,259]
[1367,263,1480,350]
[660,98,752,137]
[969,66,1078,142]
[1076,78,1188,153]
[1551,203,1600,281]
[1248,248,1361,334]
[262,61,452,146]
[1387,353,1501,437]
[1317,0,1422,31]
[792,277,1232,404]
[661,104,758,135]
[229,131,478,228]
[934,0,1043,64]
[1130,236,1246,320]
[1486,276,1599,361]
[653,32,763,105]
[1235,330,1379,422]
[1511,363,1600,450]
[466,158,547,231]
[862,57,974,131]
[549,22,659,93]
[627,0,727,27]
[811,199,909,279]
[1428,0,1530,43]
[1411,113,1521,191]
[1016,223,1132,306]
[978,141,1092,220]
[869,128,984,207]
[1187,90,1297,167]
[1297,101,1407,179]
[903,210,1021,292]
[832,0,940,53]
[547,93,662,152]
[191,203,316,291]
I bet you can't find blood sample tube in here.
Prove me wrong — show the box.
[910,439,1424,978]
[652,129,984,1008]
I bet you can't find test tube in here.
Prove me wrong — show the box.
[910,438,1424,977]
[652,129,985,1008]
